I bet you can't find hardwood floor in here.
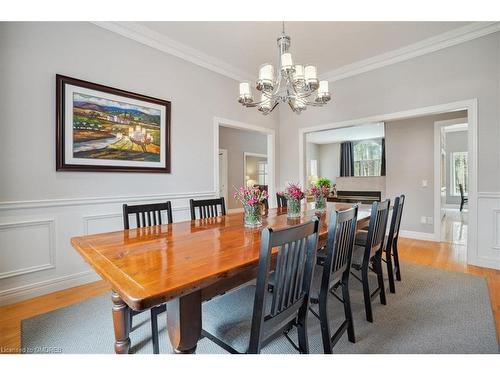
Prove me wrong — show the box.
[0,237,498,353]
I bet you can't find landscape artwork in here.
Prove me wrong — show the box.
[72,93,161,162]
[56,75,171,173]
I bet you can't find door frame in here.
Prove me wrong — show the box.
[297,99,478,267]
[213,117,276,207]
[218,148,228,205]
[433,117,468,242]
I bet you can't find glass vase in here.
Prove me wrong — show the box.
[315,195,327,212]
[244,204,262,228]
[287,198,302,218]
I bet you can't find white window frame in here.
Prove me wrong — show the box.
[450,151,468,197]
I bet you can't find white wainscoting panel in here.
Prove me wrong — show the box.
[474,192,500,270]
[0,191,214,306]
[0,219,55,279]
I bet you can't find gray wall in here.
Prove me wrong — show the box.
[0,22,278,202]
[219,127,267,209]
[445,130,468,205]
[279,32,500,194]
[385,111,467,233]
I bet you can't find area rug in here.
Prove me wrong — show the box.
[21,262,498,354]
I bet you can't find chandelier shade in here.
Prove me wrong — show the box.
[238,23,331,115]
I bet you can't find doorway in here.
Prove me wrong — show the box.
[435,118,469,262]
[214,117,276,211]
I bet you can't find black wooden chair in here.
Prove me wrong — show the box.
[310,206,358,353]
[189,197,226,220]
[351,199,390,322]
[276,193,287,208]
[384,195,405,293]
[122,201,173,354]
[201,218,320,354]
[459,184,468,212]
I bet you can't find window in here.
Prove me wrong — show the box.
[353,139,383,177]
[451,151,468,196]
[257,161,268,185]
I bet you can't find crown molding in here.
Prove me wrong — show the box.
[92,21,254,82]
[321,22,500,82]
[92,21,500,84]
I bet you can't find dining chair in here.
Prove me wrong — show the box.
[189,197,226,220]
[201,218,320,354]
[350,199,391,322]
[276,193,287,208]
[459,183,468,212]
[310,206,358,353]
[122,201,172,354]
[384,195,405,293]
[254,185,269,210]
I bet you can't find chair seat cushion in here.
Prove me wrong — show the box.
[202,284,271,353]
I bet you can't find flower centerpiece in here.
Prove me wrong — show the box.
[308,185,330,212]
[280,183,305,218]
[233,186,268,228]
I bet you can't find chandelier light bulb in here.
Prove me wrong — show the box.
[281,53,293,70]
[258,64,274,82]
[239,82,251,96]
[293,64,305,82]
[318,80,329,95]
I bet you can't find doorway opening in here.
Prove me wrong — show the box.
[214,118,276,212]
[435,117,469,262]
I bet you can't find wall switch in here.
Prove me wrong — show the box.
[422,180,428,187]
[421,216,427,224]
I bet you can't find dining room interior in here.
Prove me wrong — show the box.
[1,2,500,370]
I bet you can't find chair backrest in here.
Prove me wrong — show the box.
[363,199,391,262]
[276,193,287,208]
[321,206,358,290]
[459,184,465,199]
[385,195,404,256]
[248,217,319,353]
[190,197,226,220]
[122,201,173,229]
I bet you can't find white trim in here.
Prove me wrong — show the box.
[478,192,500,199]
[298,99,478,267]
[92,22,253,82]
[0,219,56,279]
[0,270,100,306]
[399,230,437,242]
[214,117,276,208]
[92,22,500,85]
[0,191,215,211]
[218,149,229,205]
[321,22,500,82]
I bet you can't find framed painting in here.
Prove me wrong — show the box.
[56,75,171,173]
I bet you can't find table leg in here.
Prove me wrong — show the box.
[111,291,131,354]
[166,290,201,354]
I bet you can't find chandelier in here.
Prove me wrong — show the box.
[238,22,331,115]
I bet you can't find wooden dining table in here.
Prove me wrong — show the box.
[71,202,371,354]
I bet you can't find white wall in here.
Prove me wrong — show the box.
[0,22,278,305]
[279,32,500,268]
[219,127,267,209]
[318,143,340,184]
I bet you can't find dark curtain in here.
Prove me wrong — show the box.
[340,141,354,177]
[381,138,386,176]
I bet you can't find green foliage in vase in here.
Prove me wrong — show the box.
[315,177,331,189]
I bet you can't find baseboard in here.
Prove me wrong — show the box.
[0,270,101,306]
[399,230,437,242]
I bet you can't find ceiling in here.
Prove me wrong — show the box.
[137,21,470,78]
[306,122,385,144]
